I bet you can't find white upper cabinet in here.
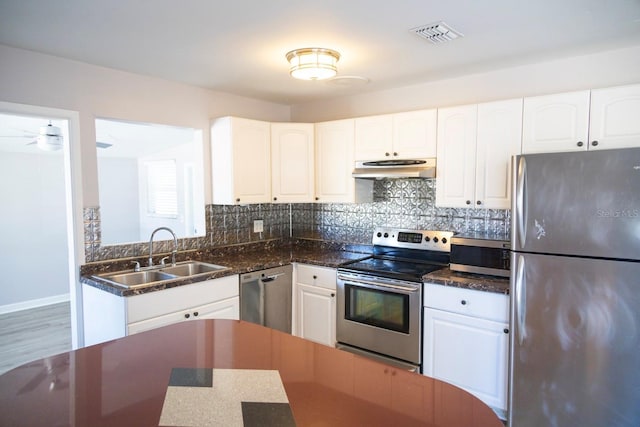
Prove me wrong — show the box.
[475,99,523,209]
[211,116,271,204]
[589,84,640,150]
[355,109,437,161]
[315,119,373,203]
[522,90,591,153]
[271,123,314,203]
[354,115,393,160]
[393,109,438,158]
[436,99,522,209]
[436,104,478,208]
[522,86,640,154]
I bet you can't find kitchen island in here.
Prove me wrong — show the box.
[0,319,503,427]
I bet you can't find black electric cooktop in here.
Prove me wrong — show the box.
[339,256,447,282]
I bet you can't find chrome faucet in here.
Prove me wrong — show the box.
[148,227,178,267]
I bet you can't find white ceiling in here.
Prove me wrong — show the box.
[1,0,640,105]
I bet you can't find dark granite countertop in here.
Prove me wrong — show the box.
[423,268,510,295]
[80,241,371,297]
[81,240,510,297]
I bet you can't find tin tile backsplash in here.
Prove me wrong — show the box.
[85,179,510,262]
[291,179,510,244]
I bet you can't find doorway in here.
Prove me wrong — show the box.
[0,102,83,362]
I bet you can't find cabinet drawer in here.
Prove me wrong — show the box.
[127,275,239,323]
[423,283,509,323]
[295,264,337,290]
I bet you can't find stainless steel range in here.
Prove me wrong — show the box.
[337,227,452,372]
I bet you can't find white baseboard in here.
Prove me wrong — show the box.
[0,293,70,315]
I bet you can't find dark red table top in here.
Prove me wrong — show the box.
[0,320,503,427]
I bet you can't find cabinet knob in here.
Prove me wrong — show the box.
[273,197,277,201]
[313,275,317,279]
[331,293,335,297]
[315,197,319,201]
[393,152,398,156]
[577,141,584,147]
[460,300,467,305]
[503,328,509,334]
[466,200,471,205]
[194,311,199,317]
[591,140,599,147]
[385,152,390,157]
[184,313,191,319]
[476,200,482,205]
[236,198,240,203]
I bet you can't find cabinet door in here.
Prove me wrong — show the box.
[393,109,437,159]
[423,307,509,411]
[295,283,336,346]
[315,120,357,203]
[127,275,239,324]
[193,296,240,320]
[522,90,590,154]
[232,118,271,203]
[128,297,240,335]
[589,84,640,150]
[354,114,393,161]
[211,117,271,204]
[435,104,478,208]
[475,99,523,209]
[271,123,314,203]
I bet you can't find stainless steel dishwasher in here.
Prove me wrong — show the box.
[240,265,292,334]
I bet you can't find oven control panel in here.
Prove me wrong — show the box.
[372,227,453,252]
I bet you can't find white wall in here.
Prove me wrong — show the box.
[0,44,291,207]
[0,151,69,306]
[97,157,140,244]
[290,45,640,122]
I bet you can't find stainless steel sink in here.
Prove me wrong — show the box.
[160,261,229,276]
[93,261,229,289]
[98,270,179,288]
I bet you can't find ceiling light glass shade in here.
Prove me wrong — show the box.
[286,48,340,80]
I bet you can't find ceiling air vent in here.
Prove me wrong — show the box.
[410,21,463,44]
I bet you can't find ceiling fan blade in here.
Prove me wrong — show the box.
[96,141,112,149]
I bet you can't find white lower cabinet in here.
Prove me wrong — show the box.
[83,275,240,345]
[422,283,509,413]
[292,263,336,346]
[127,297,240,335]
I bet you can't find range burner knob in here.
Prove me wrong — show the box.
[383,232,389,238]
[442,237,447,244]
[433,237,439,243]
[377,232,382,237]
[424,236,430,242]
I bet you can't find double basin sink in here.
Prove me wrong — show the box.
[94,261,229,289]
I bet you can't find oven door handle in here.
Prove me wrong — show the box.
[341,278,420,294]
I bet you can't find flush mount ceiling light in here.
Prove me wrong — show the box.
[286,48,340,80]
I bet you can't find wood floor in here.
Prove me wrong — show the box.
[0,302,71,375]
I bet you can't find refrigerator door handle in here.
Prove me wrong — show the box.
[515,254,527,345]
[516,156,528,247]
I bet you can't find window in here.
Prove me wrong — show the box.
[145,160,178,217]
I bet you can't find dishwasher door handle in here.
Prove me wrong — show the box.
[261,272,285,283]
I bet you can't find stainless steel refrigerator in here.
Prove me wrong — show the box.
[509,147,640,427]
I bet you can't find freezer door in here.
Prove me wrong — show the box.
[511,147,640,260]
[509,252,640,427]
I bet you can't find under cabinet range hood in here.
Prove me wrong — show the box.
[352,158,436,179]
